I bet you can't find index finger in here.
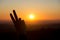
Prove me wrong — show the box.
[10,13,15,24]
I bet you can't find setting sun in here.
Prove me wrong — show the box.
[29,14,35,20]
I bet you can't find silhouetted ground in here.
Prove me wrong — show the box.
[0,21,60,40]
[27,22,60,40]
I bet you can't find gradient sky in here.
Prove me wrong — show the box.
[0,0,60,21]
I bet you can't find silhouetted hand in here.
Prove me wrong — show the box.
[10,10,26,35]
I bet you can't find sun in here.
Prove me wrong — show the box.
[29,14,35,20]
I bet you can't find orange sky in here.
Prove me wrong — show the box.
[0,0,60,22]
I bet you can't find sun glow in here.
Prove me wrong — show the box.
[29,14,35,20]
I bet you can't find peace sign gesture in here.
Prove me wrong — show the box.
[10,10,26,34]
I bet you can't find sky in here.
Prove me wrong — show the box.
[0,0,60,21]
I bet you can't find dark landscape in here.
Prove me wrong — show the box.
[0,20,60,40]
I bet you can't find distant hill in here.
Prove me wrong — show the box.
[0,20,60,31]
